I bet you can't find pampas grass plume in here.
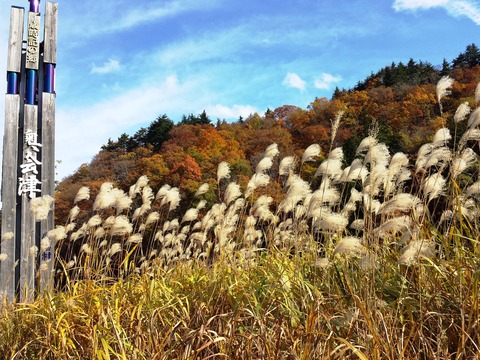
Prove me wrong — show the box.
[465,180,480,198]
[80,243,92,255]
[40,237,51,252]
[69,206,80,222]
[93,183,116,211]
[160,187,181,211]
[145,211,160,226]
[452,148,477,178]
[1,232,14,242]
[350,219,364,231]
[87,215,102,229]
[454,102,471,123]
[111,215,133,236]
[181,208,199,223]
[356,135,378,155]
[436,76,454,103]
[423,173,446,202]
[108,243,122,257]
[279,156,296,176]
[256,157,273,174]
[432,127,452,147]
[94,227,105,239]
[196,200,207,210]
[467,107,480,129]
[263,143,279,159]
[156,184,171,201]
[301,144,321,164]
[194,183,209,197]
[459,128,480,149]
[334,236,366,257]
[142,186,154,205]
[224,182,242,205]
[217,161,231,183]
[127,234,143,244]
[74,186,90,204]
[331,110,344,142]
[364,143,390,166]
[399,240,435,265]
[130,176,149,198]
[245,173,270,197]
[378,193,421,215]
[30,195,54,221]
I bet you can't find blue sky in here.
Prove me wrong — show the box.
[0,0,479,180]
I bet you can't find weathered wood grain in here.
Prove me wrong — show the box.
[44,2,58,65]
[7,7,24,73]
[19,105,38,302]
[0,95,21,302]
[40,92,56,292]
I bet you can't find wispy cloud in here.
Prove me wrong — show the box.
[282,73,307,91]
[54,74,259,179]
[62,0,220,37]
[393,0,480,25]
[56,75,191,179]
[91,59,121,74]
[314,73,342,90]
[393,0,449,10]
[204,104,259,120]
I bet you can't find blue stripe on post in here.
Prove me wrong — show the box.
[29,0,40,13]
[44,64,55,93]
[7,72,19,94]
[26,69,37,104]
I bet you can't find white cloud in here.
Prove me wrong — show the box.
[314,73,342,90]
[393,0,480,25]
[282,73,307,91]
[91,59,121,74]
[62,0,221,37]
[204,104,259,120]
[393,0,449,10]
[55,74,198,180]
[448,1,480,24]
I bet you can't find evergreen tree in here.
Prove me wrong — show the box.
[198,110,211,125]
[440,58,451,76]
[128,127,148,150]
[146,114,174,151]
[332,86,342,100]
[180,111,212,125]
[452,43,480,68]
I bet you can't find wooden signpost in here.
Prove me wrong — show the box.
[1,0,58,302]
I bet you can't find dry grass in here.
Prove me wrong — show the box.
[1,77,480,359]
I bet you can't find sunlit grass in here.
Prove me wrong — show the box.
[1,76,479,359]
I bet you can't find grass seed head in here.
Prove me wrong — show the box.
[399,239,435,265]
[334,236,366,257]
[263,143,279,159]
[301,144,321,164]
[256,157,274,175]
[217,161,231,183]
[436,76,454,103]
[74,186,90,203]
[454,101,471,123]
[194,183,209,197]
[279,156,296,176]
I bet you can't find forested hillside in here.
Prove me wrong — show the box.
[3,45,480,359]
[54,44,480,223]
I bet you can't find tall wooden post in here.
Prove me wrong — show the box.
[1,1,57,302]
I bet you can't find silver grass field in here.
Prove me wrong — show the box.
[1,76,479,359]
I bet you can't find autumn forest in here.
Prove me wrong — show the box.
[55,43,480,223]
